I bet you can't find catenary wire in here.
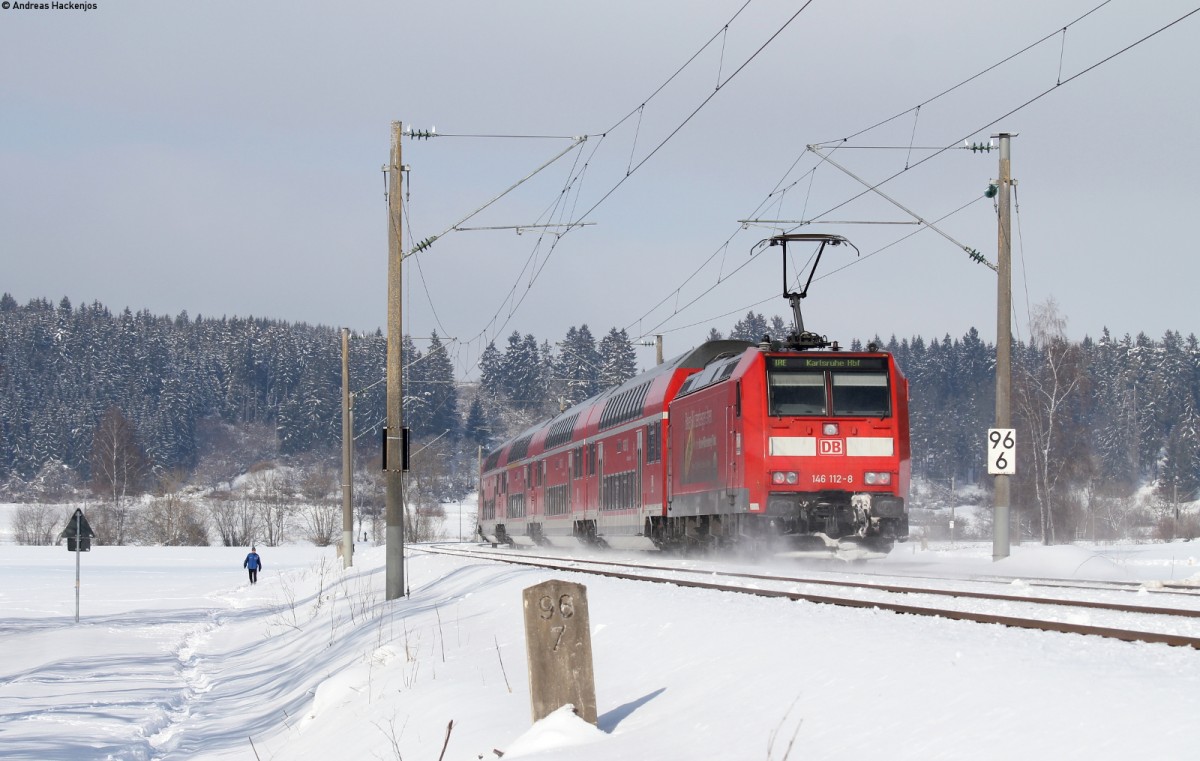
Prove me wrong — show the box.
[802,5,1200,229]
[453,0,763,364]
[405,2,804,377]
[632,0,1120,340]
[422,1,1193,375]
[1014,184,1031,345]
[634,2,1197,342]
[812,0,1116,146]
[645,194,987,338]
[458,1,818,371]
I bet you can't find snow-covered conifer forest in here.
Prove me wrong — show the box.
[2,294,1197,545]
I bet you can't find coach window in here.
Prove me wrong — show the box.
[768,371,827,416]
[831,372,890,417]
[646,421,660,464]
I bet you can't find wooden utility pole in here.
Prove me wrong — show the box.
[341,327,354,569]
[993,132,1014,561]
[386,121,406,598]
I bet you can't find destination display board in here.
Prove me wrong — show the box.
[769,356,888,372]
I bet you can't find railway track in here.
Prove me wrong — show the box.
[848,565,1200,597]
[417,543,1200,649]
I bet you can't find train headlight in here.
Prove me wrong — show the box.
[863,471,892,485]
[822,423,839,436]
[772,471,800,485]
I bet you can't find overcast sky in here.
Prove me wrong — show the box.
[2,0,1198,377]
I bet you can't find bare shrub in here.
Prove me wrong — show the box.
[12,502,68,545]
[208,492,260,546]
[1155,512,1200,543]
[302,500,340,546]
[356,465,385,543]
[88,500,139,546]
[140,494,210,546]
[405,503,444,543]
[1181,514,1200,541]
[1084,491,1143,542]
[245,468,293,546]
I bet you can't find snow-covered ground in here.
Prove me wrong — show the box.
[3,502,1200,761]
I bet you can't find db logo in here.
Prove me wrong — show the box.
[818,439,844,455]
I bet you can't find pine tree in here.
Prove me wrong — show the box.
[1128,332,1162,479]
[769,315,788,340]
[598,328,637,390]
[1160,396,1200,504]
[555,325,600,407]
[479,341,503,398]
[729,311,768,341]
[401,334,427,432]
[500,332,546,410]
[1088,329,1138,487]
[463,396,492,448]
[419,331,459,439]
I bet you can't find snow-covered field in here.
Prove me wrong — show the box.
[3,502,1200,761]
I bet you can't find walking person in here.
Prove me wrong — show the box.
[244,547,263,584]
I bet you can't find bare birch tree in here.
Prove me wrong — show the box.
[89,406,148,545]
[1015,299,1088,544]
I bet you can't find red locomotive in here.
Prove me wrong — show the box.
[478,234,910,557]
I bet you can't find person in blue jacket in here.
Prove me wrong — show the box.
[244,547,263,584]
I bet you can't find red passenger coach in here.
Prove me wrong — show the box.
[478,234,911,557]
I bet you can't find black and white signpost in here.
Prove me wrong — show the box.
[59,508,96,624]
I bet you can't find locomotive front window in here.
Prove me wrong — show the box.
[831,372,890,417]
[768,371,827,416]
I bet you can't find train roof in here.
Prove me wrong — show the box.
[664,339,755,371]
[483,339,756,470]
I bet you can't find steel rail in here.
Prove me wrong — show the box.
[426,545,1200,619]
[419,544,1200,649]
[849,567,1200,597]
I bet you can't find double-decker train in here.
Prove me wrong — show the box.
[477,234,911,557]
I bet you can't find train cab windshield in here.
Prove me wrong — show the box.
[831,372,890,417]
[767,359,891,418]
[767,372,826,415]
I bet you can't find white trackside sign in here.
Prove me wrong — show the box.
[987,428,1016,475]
